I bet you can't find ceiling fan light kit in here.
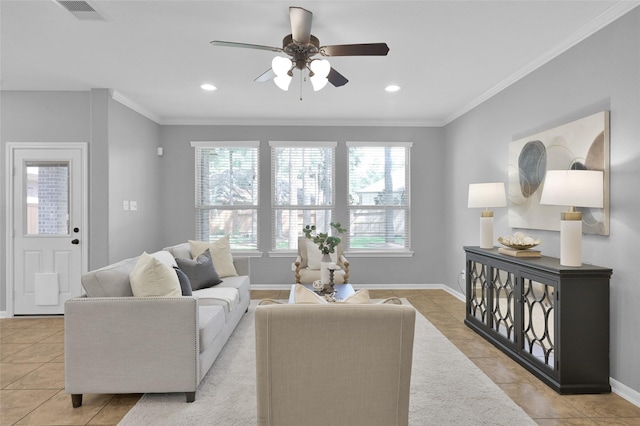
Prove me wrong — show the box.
[210,6,389,94]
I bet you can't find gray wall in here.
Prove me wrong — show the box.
[0,90,162,311]
[443,9,640,394]
[108,98,163,259]
[158,125,447,285]
[0,91,91,312]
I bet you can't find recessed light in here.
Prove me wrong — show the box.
[385,84,401,92]
[200,83,217,91]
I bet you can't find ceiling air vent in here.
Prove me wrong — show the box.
[53,0,103,20]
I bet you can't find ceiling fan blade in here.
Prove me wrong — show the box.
[254,68,276,82]
[327,67,348,87]
[210,40,282,53]
[320,43,389,57]
[290,6,312,44]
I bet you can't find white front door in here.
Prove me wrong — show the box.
[8,143,88,315]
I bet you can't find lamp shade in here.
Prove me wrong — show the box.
[468,182,507,208]
[539,170,604,208]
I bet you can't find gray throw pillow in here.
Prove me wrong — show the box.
[173,266,193,296]
[175,249,222,291]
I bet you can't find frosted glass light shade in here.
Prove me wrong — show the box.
[274,75,292,91]
[468,183,507,208]
[310,59,330,78]
[310,59,330,91]
[272,56,292,76]
[540,170,604,208]
[272,56,293,91]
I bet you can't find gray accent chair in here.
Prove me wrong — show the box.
[255,303,415,426]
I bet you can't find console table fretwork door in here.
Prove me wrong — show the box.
[464,246,612,394]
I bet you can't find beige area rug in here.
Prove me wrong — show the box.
[118,300,535,426]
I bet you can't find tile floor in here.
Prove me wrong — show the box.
[1,289,639,425]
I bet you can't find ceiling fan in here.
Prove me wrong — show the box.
[210,6,389,92]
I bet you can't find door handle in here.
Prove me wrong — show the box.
[71,239,80,245]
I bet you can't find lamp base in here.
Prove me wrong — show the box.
[480,216,494,249]
[560,218,582,267]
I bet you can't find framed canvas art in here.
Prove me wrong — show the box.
[508,111,609,235]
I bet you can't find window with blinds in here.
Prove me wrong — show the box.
[270,141,336,250]
[347,142,411,251]
[192,141,259,250]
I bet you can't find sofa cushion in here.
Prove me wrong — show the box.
[298,267,346,285]
[194,287,240,321]
[173,267,192,296]
[198,305,225,354]
[175,249,222,291]
[213,275,250,303]
[189,237,237,278]
[130,252,181,297]
[81,257,137,297]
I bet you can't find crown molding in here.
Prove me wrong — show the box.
[158,117,443,127]
[442,1,640,126]
[110,90,161,124]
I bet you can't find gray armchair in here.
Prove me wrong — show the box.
[255,303,416,426]
[295,237,350,284]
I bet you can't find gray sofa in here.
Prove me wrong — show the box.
[64,242,250,407]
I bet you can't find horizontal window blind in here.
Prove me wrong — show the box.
[271,143,335,250]
[347,143,411,250]
[194,144,259,250]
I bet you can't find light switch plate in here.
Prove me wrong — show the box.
[130,201,137,211]
[123,200,129,211]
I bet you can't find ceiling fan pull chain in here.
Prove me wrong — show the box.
[299,71,303,101]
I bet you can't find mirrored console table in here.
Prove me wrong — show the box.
[463,246,612,394]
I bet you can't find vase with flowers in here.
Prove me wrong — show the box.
[303,222,347,286]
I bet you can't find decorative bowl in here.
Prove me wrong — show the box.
[498,235,541,250]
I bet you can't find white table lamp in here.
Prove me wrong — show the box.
[539,170,604,267]
[468,182,507,249]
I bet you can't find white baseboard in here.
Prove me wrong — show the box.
[611,378,640,408]
[249,283,466,302]
[0,311,8,318]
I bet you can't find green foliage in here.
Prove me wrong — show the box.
[303,222,347,254]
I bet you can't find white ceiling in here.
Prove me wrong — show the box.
[1,1,638,126]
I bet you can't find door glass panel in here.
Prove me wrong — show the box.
[491,268,515,342]
[523,278,555,368]
[468,260,489,323]
[24,161,70,235]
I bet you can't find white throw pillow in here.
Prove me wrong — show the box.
[130,252,181,297]
[294,284,329,304]
[293,285,371,304]
[149,250,177,268]
[189,236,238,278]
[305,239,337,270]
[342,289,371,304]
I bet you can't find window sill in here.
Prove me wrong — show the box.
[230,250,263,258]
[346,250,414,258]
[267,250,414,258]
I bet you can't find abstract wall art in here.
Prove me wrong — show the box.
[508,111,609,235]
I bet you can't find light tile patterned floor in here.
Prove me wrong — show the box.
[1,289,639,425]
